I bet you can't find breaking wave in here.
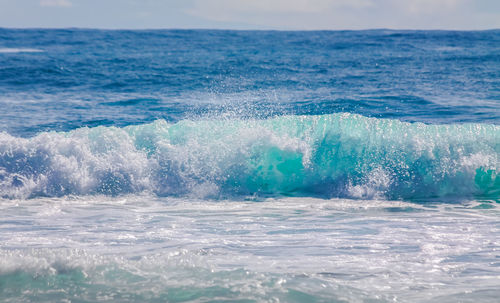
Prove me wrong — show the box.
[0,113,498,201]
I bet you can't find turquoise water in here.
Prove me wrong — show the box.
[0,29,499,302]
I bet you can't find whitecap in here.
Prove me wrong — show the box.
[0,48,44,53]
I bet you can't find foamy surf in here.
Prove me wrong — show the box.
[0,196,498,302]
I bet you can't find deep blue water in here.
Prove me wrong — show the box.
[0,29,499,302]
[1,29,499,137]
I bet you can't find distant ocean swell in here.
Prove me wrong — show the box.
[0,113,498,200]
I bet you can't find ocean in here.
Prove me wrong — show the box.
[0,28,499,302]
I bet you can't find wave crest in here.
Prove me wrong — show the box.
[0,114,498,200]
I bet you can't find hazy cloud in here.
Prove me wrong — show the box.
[185,0,498,30]
[394,0,464,13]
[40,0,72,7]
[0,0,498,29]
[188,0,372,16]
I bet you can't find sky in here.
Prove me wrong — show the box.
[0,0,499,30]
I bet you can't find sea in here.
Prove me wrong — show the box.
[0,28,499,302]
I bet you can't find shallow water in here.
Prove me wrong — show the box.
[1,197,499,302]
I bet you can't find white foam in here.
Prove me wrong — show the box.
[347,167,392,199]
[0,196,498,302]
[0,48,44,53]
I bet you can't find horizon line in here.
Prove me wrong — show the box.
[1,26,499,32]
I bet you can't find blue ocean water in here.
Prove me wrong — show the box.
[0,29,499,302]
